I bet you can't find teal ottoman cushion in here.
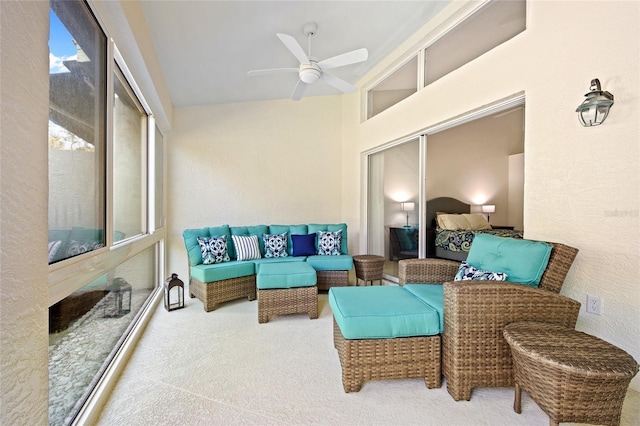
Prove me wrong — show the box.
[305,254,353,271]
[329,286,440,339]
[257,262,317,289]
[191,260,255,283]
[403,284,444,333]
[466,234,553,287]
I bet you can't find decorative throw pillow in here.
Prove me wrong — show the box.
[292,233,317,257]
[197,236,230,265]
[317,230,342,256]
[454,261,508,281]
[263,232,288,258]
[48,240,62,263]
[65,240,104,257]
[232,235,261,261]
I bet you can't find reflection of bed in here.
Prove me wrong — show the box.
[426,197,523,261]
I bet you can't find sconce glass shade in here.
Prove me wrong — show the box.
[576,79,614,127]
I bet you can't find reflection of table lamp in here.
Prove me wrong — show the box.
[401,202,415,227]
[481,204,496,223]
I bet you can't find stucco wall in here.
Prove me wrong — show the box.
[0,1,50,423]
[166,97,344,280]
[341,0,640,389]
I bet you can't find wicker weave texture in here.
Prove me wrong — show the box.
[353,255,384,286]
[190,276,256,312]
[504,322,638,426]
[396,240,580,401]
[399,258,460,285]
[257,286,318,323]
[333,320,441,392]
[316,270,348,291]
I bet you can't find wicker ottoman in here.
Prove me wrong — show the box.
[504,321,639,426]
[353,254,385,286]
[256,262,318,323]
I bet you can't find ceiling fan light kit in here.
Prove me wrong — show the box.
[248,22,368,100]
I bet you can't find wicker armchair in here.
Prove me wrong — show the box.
[398,241,580,401]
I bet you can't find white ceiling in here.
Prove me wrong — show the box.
[140,1,450,107]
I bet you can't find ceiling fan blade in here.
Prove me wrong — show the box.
[247,68,298,77]
[276,33,310,65]
[321,72,357,93]
[318,48,368,70]
[291,80,307,101]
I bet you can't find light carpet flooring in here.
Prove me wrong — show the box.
[97,291,640,425]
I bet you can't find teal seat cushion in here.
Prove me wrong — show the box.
[253,256,306,273]
[257,262,317,289]
[305,254,353,271]
[308,223,349,254]
[190,261,255,283]
[466,234,552,287]
[329,286,440,339]
[403,284,444,333]
[269,224,308,256]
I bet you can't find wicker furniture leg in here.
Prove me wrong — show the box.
[258,286,318,323]
[190,276,256,312]
[316,270,348,291]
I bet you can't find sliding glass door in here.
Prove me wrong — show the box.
[367,138,421,281]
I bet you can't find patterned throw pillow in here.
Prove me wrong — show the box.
[454,261,508,281]
[197,236,230,265]
[48,240,62,263]
[232,235,261,261]
[263,232,288,258]
[317,230,342,256]
[65,240,105,257]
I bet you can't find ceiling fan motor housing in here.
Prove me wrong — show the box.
[299,62,321,84]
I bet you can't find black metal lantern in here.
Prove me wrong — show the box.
[576,78,614,127]
[164,273,185,311]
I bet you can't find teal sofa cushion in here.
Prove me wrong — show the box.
[269,224,308,256]
[190,260,255,283]
[466,234,552,287]
[305,254,353,271]
[403,284,444,333]
[230,225,268,259]
[183,227,212,266]
[308,223,348,254]
[256,262,317,289]
[329,286,440,339]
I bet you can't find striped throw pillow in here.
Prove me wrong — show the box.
[231,235,261,261]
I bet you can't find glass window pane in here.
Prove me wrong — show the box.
[48,245,158,425]
[154,126,164,230]
[113,66,147,242]
[48,0,107,264]
[367,56,418,119]
[425,0,526,86]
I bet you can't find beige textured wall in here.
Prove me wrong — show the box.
[166,97,343,280]
[0,1,50,423]
[342,0,640,389]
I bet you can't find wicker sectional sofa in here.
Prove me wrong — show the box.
[183,223,353,311]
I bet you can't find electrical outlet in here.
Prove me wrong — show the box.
[586,295,602,315]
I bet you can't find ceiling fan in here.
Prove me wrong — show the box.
[248,22,368,101]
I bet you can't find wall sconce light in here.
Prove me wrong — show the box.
[481,204,495,223]
[401,202,415,227]
[576,78,614,127]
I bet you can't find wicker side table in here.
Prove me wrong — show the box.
[503,321,639,426]
[353,254,385,286]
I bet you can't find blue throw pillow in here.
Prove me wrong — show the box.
[263,232,288,258]
[292,234,317,256]
[454,261,508,281]
[317,230,342,256]
[197,236,230,265]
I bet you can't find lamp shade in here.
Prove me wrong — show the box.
[481,205,495,214]
[401,202,415,212]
